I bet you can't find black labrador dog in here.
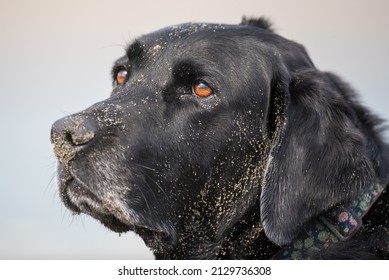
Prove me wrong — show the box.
[51,18,389,259]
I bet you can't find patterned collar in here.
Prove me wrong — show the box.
[273,182,386,259]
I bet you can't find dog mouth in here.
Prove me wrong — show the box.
[56,161,176,251]
[57,164,136,233]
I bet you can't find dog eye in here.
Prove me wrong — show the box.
[192,81,213,97]
[115,69,128,86]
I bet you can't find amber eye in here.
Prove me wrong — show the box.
[192,81,213,97]
[115,69,128,86]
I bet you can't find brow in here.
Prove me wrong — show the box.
[126,40,144,62]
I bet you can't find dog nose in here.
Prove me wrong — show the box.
[51,115,98,166]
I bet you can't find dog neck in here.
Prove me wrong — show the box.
[216,180,386,260]
[213,204,277,259]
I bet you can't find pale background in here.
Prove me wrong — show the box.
[0,0,388,259]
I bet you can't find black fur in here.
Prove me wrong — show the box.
[51,17,389,259]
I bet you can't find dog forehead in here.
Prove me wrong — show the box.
[131,22,252,55]
[121,22,266,71]
[146,22,230,41]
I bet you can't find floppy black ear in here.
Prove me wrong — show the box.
[260,69,375,246]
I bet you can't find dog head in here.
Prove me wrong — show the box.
[51,18,385,259]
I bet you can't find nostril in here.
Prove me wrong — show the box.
[51,115,98,165]
[51,116,97,146]
[64,132,73,145]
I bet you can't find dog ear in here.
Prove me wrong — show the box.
[260,69,375,246]
[240,16,274,32]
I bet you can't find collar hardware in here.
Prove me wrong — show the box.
[319,206,362,241]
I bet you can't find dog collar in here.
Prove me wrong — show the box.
[273,181,386,259]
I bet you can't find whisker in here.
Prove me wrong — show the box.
[45,172,57,196]
[136,185,152,215]
[132,163,169,200]
[134,163,156,172]
[144,173,170,201]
